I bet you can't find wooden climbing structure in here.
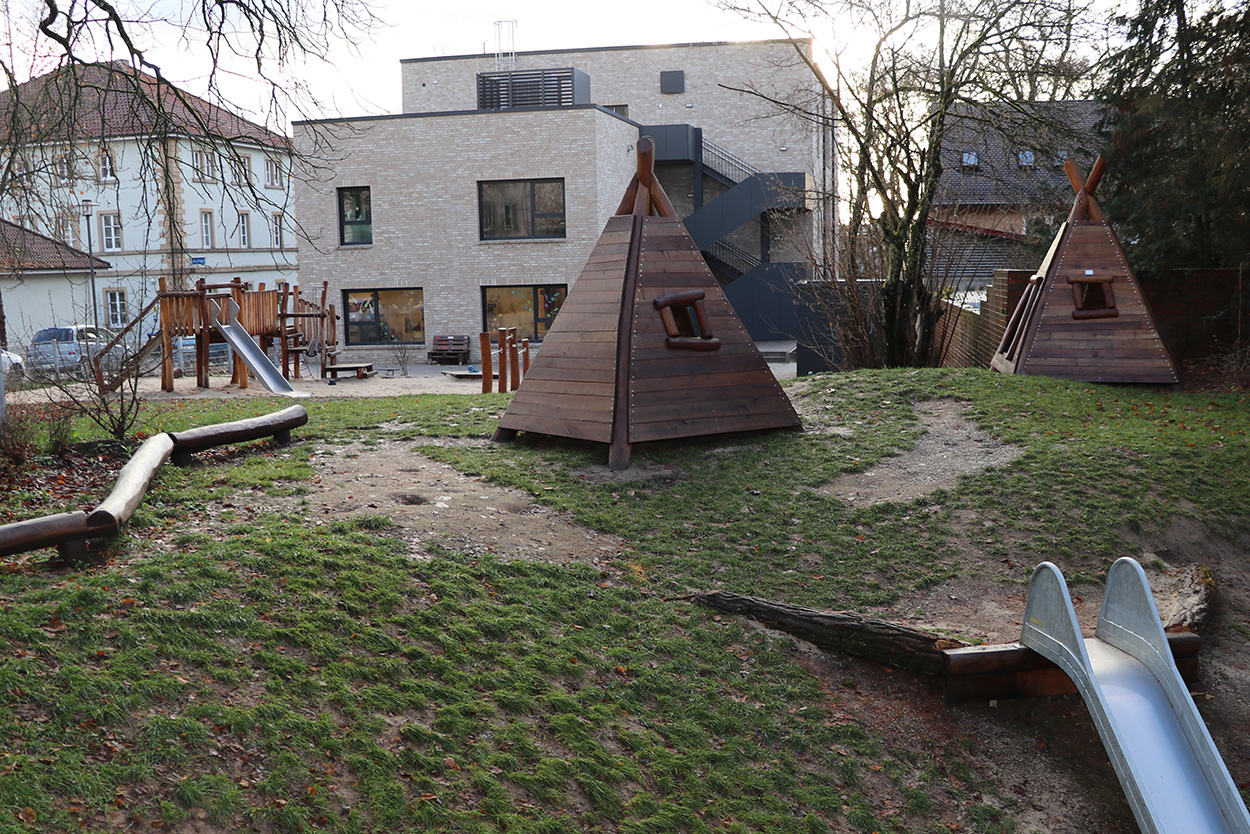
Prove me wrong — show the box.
[493,136,801,469]
[991,156,1179,384]
[156,278,338,391]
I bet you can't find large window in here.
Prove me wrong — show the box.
[478,179,565,240]
[264,158,284,188]
[343,288,425,346]
[100,213,122,252]
[237,212,251,248]
[200,210,215,248]
[482,284,566,342]
[269,213,285,249]
[105,289,129,329]
[338,187,372,245]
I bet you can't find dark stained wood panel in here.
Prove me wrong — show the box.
[994,167,1178,384]
[496,163,801,466]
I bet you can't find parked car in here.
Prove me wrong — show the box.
[25,325,117,377]
[1,348,23,379]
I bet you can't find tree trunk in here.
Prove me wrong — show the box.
[692,590,965,676]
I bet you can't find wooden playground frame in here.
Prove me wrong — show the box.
[153,277,337,391]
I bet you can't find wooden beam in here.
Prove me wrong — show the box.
[169,404,308,463]
[944,632,1200,702]
[87,434,175,529]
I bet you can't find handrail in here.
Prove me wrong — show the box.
[702,138,761,185]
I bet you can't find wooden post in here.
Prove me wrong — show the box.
[508,328,520,391]
[196,278,210,389]
[496,328,508,393]
[521,338,530,376]
[230,277,248,388]
[159,276,174,392]
[480,332,493,394]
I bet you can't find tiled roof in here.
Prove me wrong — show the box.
[0,61,289,149]
[936,100,1105,208]
[0,219,111,272]
[926,221,1037,290]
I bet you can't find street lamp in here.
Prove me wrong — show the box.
[80,199,99,330]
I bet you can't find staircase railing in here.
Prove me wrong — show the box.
[702,139,761,185]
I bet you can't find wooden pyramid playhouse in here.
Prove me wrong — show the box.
[493,136,802,469]
[991,156,1179,385]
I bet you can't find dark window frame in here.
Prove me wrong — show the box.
[338,186,373,246]
[478,178,566,241]
[342,287,426,346]
[481,284,567,343]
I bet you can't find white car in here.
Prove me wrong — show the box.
[1,347,23,379]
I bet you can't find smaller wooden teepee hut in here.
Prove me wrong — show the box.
[991,157,1178,385]
[493,136,801,469]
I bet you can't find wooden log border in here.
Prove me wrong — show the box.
[0,405,308,564]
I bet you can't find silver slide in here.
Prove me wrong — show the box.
[209,299,308,399]
[1022,557,1250,834]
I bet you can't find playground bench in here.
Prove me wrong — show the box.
[428,334,471,365]
[325,362,376,380]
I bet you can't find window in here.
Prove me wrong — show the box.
[191,149,216,182]
[96,149,116,181]
[100,213,122,252]
[237,212,251,248]
[338,186,372,245]
[200,210,215,248]
[1017,150,1035,168]
[960,151,979,170]
[54,213,76,244]
[15,215,37,231]
[269,213,285,249]
[54,155,73,184]
[478,179,565,240]
[230,155,251,185]
[105,289,129,329]
[343,288,425,345]
[264,158,284,188]
[1067,271,1119,320]
[482,284,566,342]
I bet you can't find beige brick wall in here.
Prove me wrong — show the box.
[400,40,827,181]
[294,107,637,363]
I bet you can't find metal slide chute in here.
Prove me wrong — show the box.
[209,299,309,398]
[1021,558,1250,834]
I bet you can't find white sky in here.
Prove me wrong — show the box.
[157,0,801,124]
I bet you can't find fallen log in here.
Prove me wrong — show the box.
[169,403,308,464]
[87,433,175,529]
[693,590,966,676]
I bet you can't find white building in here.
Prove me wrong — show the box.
[0,61,297,345]
[293,40,832,364]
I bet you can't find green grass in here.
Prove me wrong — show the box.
[0,368,1246,832]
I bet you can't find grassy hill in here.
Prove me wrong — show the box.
[0,368,1246,833]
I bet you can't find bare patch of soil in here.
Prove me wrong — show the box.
[293,439,626,567]
[818,399,1025,505]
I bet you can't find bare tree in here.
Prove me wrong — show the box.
[0,0,378,439]
[721,0,1101,367]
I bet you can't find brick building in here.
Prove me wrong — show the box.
[292,40,833,364]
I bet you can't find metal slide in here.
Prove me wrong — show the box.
[1022,557,1250,834]
[209,299,308,399]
